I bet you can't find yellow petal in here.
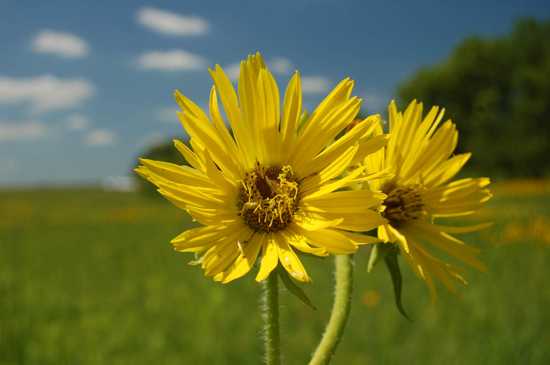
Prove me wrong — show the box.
[209,64,256,168]
[293,215,343,230]
[303,190,385,213]
[255,235,279,281]
[280,71,302,155]
[171,225,231,252]
[281,228,328,256]
[220,234,264,283]
[294,225,358,254]
[177,110,240,179]
[173,139,204,170]
[139,158,215,190]
[386,224,411,253]
[277,238,311,282]
[291,97,361,174]
[339,231,380,245]
[404,222,486,271]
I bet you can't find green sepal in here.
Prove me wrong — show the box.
[383,247,412,321]
[367,243,394,273]
[367,244,379,272]
[277,267,317,310]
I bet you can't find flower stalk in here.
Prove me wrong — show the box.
[309,254,354,365]
[262,273,281,365]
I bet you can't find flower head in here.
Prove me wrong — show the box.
[360,100,492,298]
[136,53,386,283]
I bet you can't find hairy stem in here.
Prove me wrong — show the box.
[309,254,354,365]
[262,273,281,365]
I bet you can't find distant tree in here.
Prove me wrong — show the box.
[398,18,550,178]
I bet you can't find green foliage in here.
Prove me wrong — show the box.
[2,188,550,364]
[368,243,411,320]
[277,267,317,310]
[398,18,550,178]
[383,246,411,321]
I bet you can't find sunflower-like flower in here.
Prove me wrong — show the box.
[360,100,492,297]
[136,53,387,284]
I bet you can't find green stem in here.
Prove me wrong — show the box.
[262,273,281,365]
[309,254,354,365]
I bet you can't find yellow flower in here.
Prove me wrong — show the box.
[361,100,492,297]
[136,53,386,283]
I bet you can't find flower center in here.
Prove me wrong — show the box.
[238,163,300,233]
[382,184,425,225]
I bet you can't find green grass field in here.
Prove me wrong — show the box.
[1,185,549,364]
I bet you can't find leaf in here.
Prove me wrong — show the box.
[383,248,412,321]
[277,267,317,310]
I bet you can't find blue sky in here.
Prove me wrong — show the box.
[1,0,549,186]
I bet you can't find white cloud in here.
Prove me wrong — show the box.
[301,76,331,94]
[0,75,94,113]
[138,131,168,148]
[360,91,389,112]
[223,62,241,81]
[31,29,89,58]
[136,50,207,71]
[137,7,209,36]
[0,120,47,141]
[66,114,90,130]
[156,107,179,123]
[269,57,293,75]
[85,129,116,146]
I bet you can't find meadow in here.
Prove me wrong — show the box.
[1,181,549,364]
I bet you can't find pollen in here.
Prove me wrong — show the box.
[238,163,300,233]
[382,183,425,225]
